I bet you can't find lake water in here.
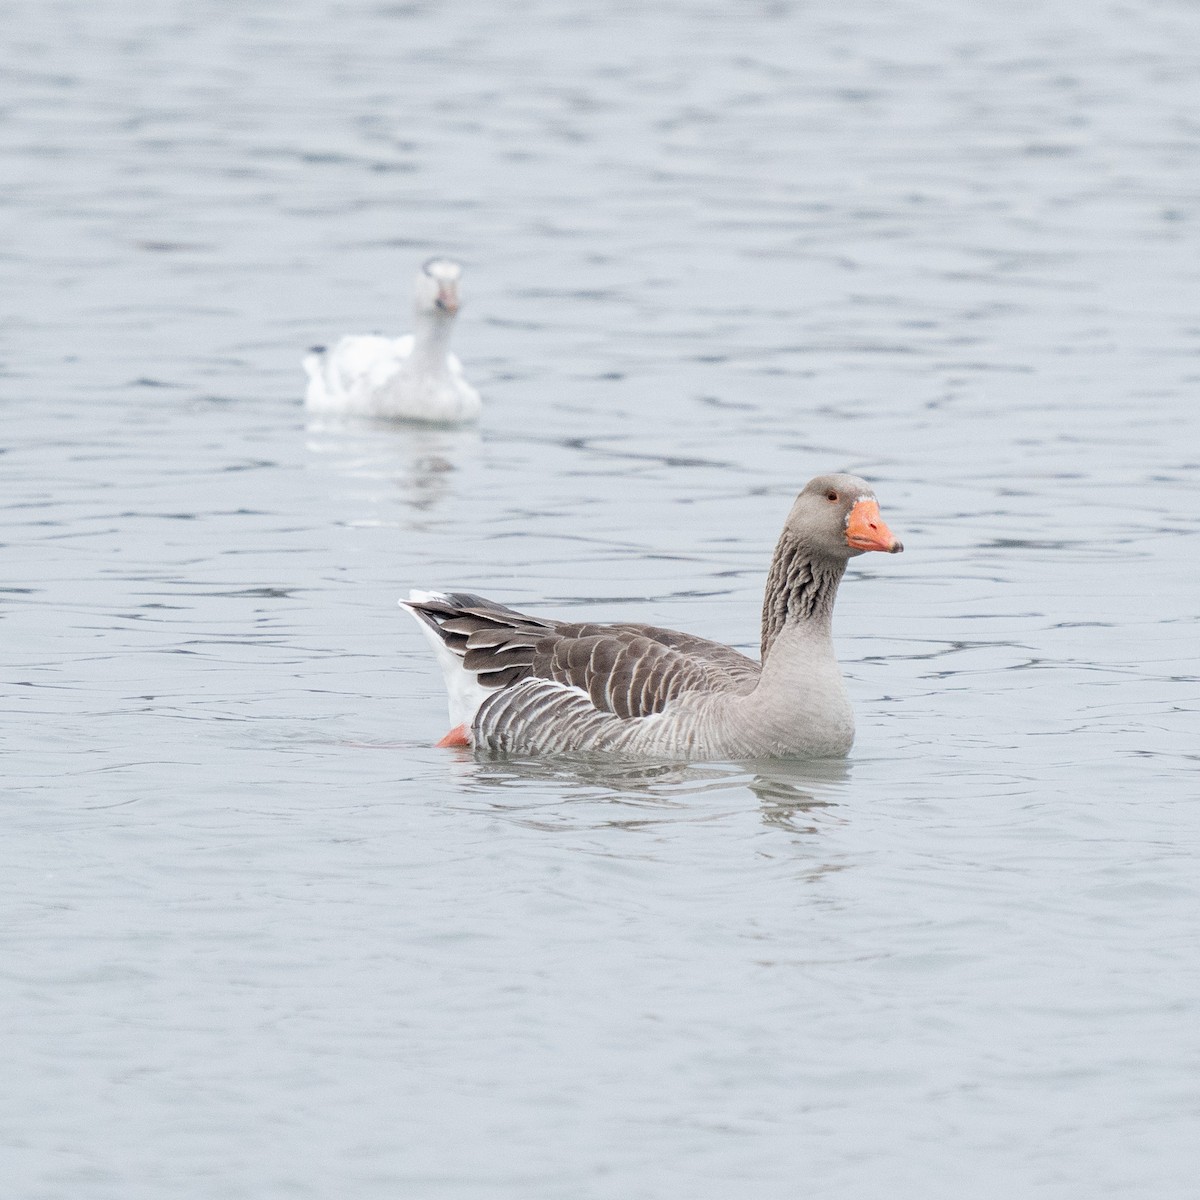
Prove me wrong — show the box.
[4,1,1199,1196]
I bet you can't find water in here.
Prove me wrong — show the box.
[4,0,1199,1195]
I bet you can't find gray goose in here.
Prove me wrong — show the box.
[401,473,903,760]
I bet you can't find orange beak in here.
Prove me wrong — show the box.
[436,282,460,315]
[845,498,903,554]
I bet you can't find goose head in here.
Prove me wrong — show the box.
[414,258,463,317]
[786,473,904,560]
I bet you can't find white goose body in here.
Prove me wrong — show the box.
[304,258,480,424]
[402,474,903,761]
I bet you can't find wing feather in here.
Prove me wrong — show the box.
[531,627,756,720]
[403,590,761,750]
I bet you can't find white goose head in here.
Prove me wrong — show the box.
[413,258,463,318]
[786,473,904,561]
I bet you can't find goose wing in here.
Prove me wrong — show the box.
[321,334,412,391]
[529,623,758,718]
[470,624,761,755]
[403,591,759,743]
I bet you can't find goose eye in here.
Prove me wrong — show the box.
[825,490,839,502]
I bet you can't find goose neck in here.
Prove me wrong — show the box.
[410,309,456,371]
[759,534,845,664]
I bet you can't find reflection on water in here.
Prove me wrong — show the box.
[454,751,848,833]
[305,417,481,517]
[744,759,845,832]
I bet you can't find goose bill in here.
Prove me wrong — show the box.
[845,499,903,553]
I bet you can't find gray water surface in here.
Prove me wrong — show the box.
[4,1,1200,1197]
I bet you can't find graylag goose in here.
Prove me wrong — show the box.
[402,474,903,759]
[303,258,481,424]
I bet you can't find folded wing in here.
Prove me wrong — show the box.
[402,591,760,750]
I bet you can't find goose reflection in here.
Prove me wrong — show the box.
[304,416,480,517]
[741,757,851,833]
[451,752,850,833]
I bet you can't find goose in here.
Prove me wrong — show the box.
[303,258,481,423]
[401,473,903,760]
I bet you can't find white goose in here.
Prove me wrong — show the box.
[303,258,481,424]
[401,474,903,760]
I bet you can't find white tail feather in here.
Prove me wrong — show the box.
[400,592,490,729]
